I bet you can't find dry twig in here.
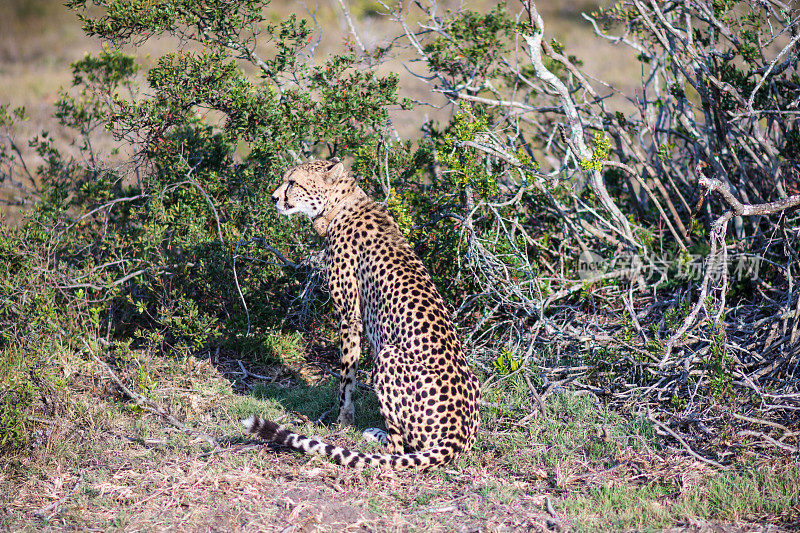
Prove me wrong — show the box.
[84,339,220,446]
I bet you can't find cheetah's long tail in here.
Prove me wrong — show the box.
[242,415,453,470]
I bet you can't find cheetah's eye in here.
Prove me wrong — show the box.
[287,180,295,188]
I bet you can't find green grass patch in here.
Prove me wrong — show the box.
[481,381,658,476]
[561,482,676,531]
[680,465,800,523]
[249,378,383,430]
[558,462,800,531]
[259,330,306,367]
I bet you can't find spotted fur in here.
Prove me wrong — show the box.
[244,159,480,470]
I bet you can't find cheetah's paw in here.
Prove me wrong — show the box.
[362,427,388,445]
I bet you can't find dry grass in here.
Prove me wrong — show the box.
[1,346,558,531]
[5,446,557,531]
[2,341,797,532]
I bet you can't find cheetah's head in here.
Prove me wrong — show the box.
[271,158,355,219]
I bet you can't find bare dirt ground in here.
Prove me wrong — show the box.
[7,452,558,531]
[2,430,793,532]
[3,425,792,531]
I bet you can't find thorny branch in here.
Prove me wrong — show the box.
[521,5,638,249]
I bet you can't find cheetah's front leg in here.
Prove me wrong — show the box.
[337,313,361,426]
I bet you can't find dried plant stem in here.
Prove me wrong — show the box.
[85,339,219,446]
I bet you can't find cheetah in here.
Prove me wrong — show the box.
[243,158,481,470]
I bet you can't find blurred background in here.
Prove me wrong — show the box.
[0,0,640,221]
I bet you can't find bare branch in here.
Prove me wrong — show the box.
[334,0,366,55]
[700,176,800,217]
[86,339,219,446]
[521,6,638,248]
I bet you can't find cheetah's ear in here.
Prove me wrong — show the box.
[324,161,347,184]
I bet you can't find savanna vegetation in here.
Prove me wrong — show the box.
[1,0,799,530]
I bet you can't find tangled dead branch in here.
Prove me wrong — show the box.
[385,0,800,462]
